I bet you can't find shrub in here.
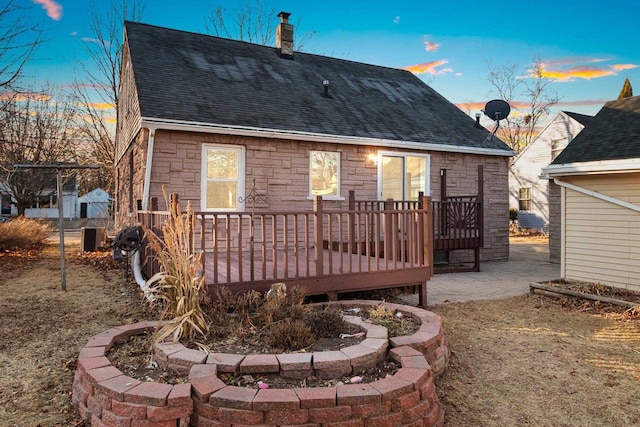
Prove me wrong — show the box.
[0,217,52,250]
[303,307,347,338]
[265,319,315,351]
[509,208,519,221]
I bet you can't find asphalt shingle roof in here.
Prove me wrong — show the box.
[552,96,640,164]
[124,21,511,153]
[562,111,594,127]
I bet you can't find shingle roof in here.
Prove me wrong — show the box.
[124,21,511,153]
[552,96,640,164]
[562,111,594,127]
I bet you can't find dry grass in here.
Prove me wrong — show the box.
[1,238,639,425]
[0,217,53,250]
[144,193,208,344]
[434,295,640,426]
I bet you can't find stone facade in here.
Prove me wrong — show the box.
[114,129,510,261]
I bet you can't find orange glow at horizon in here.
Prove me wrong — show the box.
[538,62,639,81]
[86,102,114,110]
[0,92,52,102]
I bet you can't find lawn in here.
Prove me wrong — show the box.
[0,238,638,426]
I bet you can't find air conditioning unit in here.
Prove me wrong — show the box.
[81,227,106,253]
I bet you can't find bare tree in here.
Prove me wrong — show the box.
[73,0,145,195]
[487,59,559,154]
[204,0,315,50]
[0,0,42,90]
[0,88,79,215]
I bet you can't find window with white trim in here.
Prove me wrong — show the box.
[201,144,245,211]
[310,151,341,198]
[518,187,531,211]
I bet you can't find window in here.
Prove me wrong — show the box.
[201,144,245,211]
[519,187,531,211]
[551,138,569,160]
[379,153,430,200]
[310,151,341,198]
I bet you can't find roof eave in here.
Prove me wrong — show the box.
[141,117,515,157]
[543,158,640,177]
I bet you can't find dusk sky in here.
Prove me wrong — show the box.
[24,0,640,126]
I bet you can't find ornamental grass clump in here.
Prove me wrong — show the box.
[144,192,208,345]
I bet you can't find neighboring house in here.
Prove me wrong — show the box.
[78,188,111,219]
[24,176,79,219]
[509,111,593,230]
[0,176,78,219]
[115,15,514,262]
[544,95,640,292]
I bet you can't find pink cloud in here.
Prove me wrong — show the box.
[33,0,62,21]
[403,59,450,75]
[422,36,440,52]
[424,41,440,52]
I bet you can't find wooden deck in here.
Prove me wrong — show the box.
[139,194,433,307]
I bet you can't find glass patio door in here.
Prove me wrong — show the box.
[380,153,430,201]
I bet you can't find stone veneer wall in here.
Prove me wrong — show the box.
[73,301,448,426]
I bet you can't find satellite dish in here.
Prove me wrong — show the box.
[483,99,510,121]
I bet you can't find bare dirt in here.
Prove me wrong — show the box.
[1,237,639,426]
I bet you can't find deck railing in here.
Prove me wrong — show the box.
[432,196,483,250]
[137,195,433,292]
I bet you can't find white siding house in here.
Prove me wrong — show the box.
[509,111,592,230]
[545,96,640,292]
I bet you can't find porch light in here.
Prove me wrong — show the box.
[366,153,378,167]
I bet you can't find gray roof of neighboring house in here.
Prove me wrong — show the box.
[124,21,511,153]
[552,96,640,164]
[562,111,594,127]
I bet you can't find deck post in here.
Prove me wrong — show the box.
[423,196,434,278]
[349,190,356,246]
[314,196,324,276]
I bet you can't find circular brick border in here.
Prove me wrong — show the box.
[73,301,449,426]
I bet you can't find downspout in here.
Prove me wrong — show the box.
[141,128,156,210]
[553,178,640,213]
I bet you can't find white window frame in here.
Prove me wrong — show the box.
[308,150,343,200]
[200,144,245,212]
[377,151,431,200]
[519,187,531,211]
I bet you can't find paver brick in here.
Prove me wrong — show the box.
[209,386,257,410]
[207,353,245,373]
[294,387,336,409]
[190,376,226,402]
[124,381,172,406]
[370,377,414,401]
[336,383,381,406]
[168,383,191,407]
[276,353,312,371]
[239,354,279,374]
[96,375,141,402]
[252,388,300,411]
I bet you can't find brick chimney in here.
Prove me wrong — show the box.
[276,11,293,59]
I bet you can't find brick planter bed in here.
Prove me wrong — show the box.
[73,301,449,426]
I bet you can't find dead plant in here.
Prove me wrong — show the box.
[0,217,52,250]
[265,319,315,351]
[144,190,208,344]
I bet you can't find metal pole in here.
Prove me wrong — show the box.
[56,168,66,291]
